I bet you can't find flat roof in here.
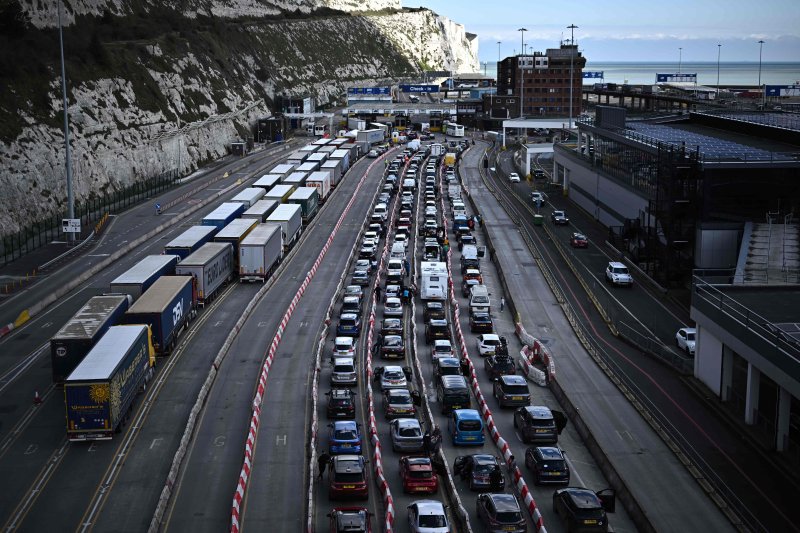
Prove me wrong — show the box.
[67,325,146,381]
[716,286,800,325]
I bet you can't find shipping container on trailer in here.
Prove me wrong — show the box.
[64,325,155,441]
[202,202,246,230]
[122,276,196,355]
[264,184,296,203]
[305,171,331,203]
[328,137,347,147]
[312,137,332,146]
[109,255,180,300]
[299,143,319,153]
[239,224,283,282]
[175,242,233,305]
[306,152,328,166]
[357,129,385,145]
[253,174,282,190]
[283,171,308,188]
[229,187,266,208]
[50,294,132,384]
[287,151,308,165]
[164,225,217,259]
[296,161,319,173]
[316,145,336,156]
[266,204,302,251]
[242,199,279,222]
[214,218,258,271]
[330,149,351,172]
[321,159,343,188]
[269,163,295,180]
[287,187,319,222]
[340,143,360,161]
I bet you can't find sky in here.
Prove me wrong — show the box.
[401,0,800,63]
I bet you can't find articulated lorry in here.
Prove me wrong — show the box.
[239,223,283,282]
[175,242,234,305]
[50,294,132,384]
[64,324,155,441]
[109,254,180,300]
[164,225,218,259]
[266,204,303,251]
[122,276,196,355]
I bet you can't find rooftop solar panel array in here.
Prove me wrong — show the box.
[696,111,800,132]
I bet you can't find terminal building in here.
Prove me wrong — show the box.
[553,108,800,455]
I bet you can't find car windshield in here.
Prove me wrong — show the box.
[409,470,433,479]
[458,420,482,431]
[495,511,522,523]
[334,472,363,483]
[384,370,403,379]
[333,364,353,373]
[503,384,529,394]
[612,266,629,274]
[483,338,500,346]
[474,462,495,474]
[493,358,515,371]
[335,428,358,440]
[336,511,366,529]
[418,515,447,527]
[687,332,696,341]
[385,337,402,347]
[399,425,421,437]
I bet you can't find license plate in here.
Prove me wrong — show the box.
[548,471,562,475]
[465,436,476,440]
[511,396,523,401]
[536,429,548,433]
[584,519,597,525]
[343,485,355,489]
[503,527,516,532]
[341,444,351,448]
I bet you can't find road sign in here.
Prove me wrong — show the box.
[62,218,81,233]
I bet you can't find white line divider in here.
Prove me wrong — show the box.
[441,173,548,533]
[230,155,387,533]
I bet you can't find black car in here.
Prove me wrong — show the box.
[380,334,405,359]
[476,493,526,533]
[381,318,403,336]
[425,319,451,344]
[382,388,417,419]
[326,388,356,419]
[484,354,516,380]
[453,454,505,491]
[424,302,446,323]
[525,446,570,485]
[469,312,493,333]
[553,487,614,532]
[433,357,462,379]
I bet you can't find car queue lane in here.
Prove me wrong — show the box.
[160,155,382,533]
[469,142,735,531]
[493,146,797,532]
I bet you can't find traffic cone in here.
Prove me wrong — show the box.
[33,390,42,405]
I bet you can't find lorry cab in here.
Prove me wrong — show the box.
[449,409,485,446]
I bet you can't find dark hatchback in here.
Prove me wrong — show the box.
[469,312,493,333]
[380,334,406,359]
[476,493,527,533]
[553,487,614,532]
[525,446,570,485]
[326,388,356,419]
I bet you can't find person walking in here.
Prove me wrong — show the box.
[375,285,382,302]
[423,431,432,455]
[489,464,503,491]
[318,452,331,479]
[500,297,505,312]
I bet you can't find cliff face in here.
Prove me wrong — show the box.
[0,1,479,235]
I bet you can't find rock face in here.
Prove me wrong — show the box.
[0,1,479,235]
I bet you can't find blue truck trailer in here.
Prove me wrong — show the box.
[64,325,155,441]
[164,225,218,259]
[122,276,196,355]
[202,202,246,230]
[109,254,180,300]
[50,294,133,384]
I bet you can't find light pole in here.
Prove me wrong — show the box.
[57,0,74,242]
[716,44,722,98]
[758,40,765,107]
[568,24,578,131]
[518,28,527,119]
[483,61,487,76]
[678,47,682,74]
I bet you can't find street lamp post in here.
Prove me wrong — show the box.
[518,28,527,119]
[567,24,578,131]
[716,44,722,98]
[678,47,682,74]
[57,0,74,243]
[758,40,765,107]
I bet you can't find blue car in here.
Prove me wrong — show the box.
[337,312,362,337]
[328,420,362,455]
[449,409,485,446]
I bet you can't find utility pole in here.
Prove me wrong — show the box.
[678,47,683,74]
[758,40,765,108]
[518,28,527,119]
[716,44,722,99]
[567,24,578,131]
[58,0,74,242]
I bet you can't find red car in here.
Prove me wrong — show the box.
[328,455,369,500]
[399,456,439,494]
[570,232,588,248]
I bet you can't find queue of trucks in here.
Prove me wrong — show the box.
[54,121,387,442]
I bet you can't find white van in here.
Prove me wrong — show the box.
[452,201,466,216]
[373,202,388,221]
[390,242,406,260]
[402,178,416,192]
[469,284,490,315]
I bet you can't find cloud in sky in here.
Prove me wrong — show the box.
[401,0,800,61]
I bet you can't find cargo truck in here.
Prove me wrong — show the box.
[164,225,217,259]
[64,324,155,441]
[420,261,448,301]
[330,149,351,172]
[444,152,457,167]
[299,143,319,153]
[50,294,132,383]
[202,202,246,230]
[266,204,302,251]
[321,160,343,188]
[305,171,331,203]
[242,199,279,222]
[239,224,283,282]
[357,129,385,145]
[122,276,196,354]
[296,161,319,173]
[269,163,295,180]
[348,118,367,130]
[306,152,328,166]
[175,242,234,305]
[287,151,308,166]
[312,138,332,147]
[230,187,266,208]
[283,171,308,188]
[215,218,258,271]
[288,187,320,222]
[109,254,179,300]
[253,174,282,190]
[264,184,296,203]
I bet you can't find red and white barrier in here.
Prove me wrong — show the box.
[515,323,556,383]
[231,156,387,533]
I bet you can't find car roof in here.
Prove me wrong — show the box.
[340,313,358,320]
[335,336,354,344]
[331,388,353,398]
[440,375,467,386]
[434,340,451,347]
[436,357,460,367]
[535,447,564,460]
[472,454,496,465]
[523,405,553,418]
[426,301,443,308]
[560,487,602,508]
[413,500,445,514]
[500,375,526,385]
[384,365,403,372]
[333,357,355,364]
[480,334,500,341]
[386,297,401,303]
[453,409,481,419]
[429,319,448,326]
[487,493,520,511]
[395,418,420,428]
[608,261,626,268]
[334,420,357,429]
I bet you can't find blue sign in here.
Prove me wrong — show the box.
[583,71,604,79]
[766,85,800,97]
[399,84,439,93]
[347,87,390,95]
[656,73,697,83]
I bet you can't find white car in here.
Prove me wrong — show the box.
[380,365,408,390]
[431,339,455,361]
[476,334,502,356]
[384,297,403,317]
[605,261,633,287]
[531,191,546,205]
[333,336,356,358]
[509,172,520,183]
[394,234,409,250]
[407,500,450,533]
[676,327,697,355]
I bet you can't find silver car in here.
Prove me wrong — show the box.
[390,418,425,453]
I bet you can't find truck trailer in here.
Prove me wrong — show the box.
[330,149,351,171]
[175,242,233,305]
[305,171,331,203]
[122,276,196,355]
[296,161,319,173]
[268,163,295,180]
[420,261,448,301]
[50,294,132,383]
[321,160,343,188]
[253,174,282,190]
[202,202,246,230]
[348,118,367,130]
[64,325,155,441]
[109,254,180,300]
[242,199,279,222]
[306,152,328,166]
[357,129,385,145]
[229,187,266,208]
[288,187,320,222]
[214,218,258,271]
[287,151,308,166]
[264,184,296,203]
[266,204,302,251]
[164,225,218,259]
[283,171,308,188]
[239,224,283,282]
